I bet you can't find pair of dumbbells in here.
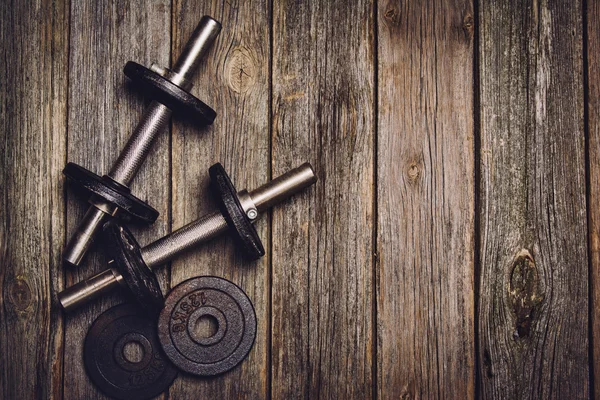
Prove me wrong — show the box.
[59,162,316,313]
[62,14,316,311]
[60,15,316,399]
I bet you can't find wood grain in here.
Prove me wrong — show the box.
[271,1,375,398]
[169,0,270,398]
[587,0,600,398]
[64,1,171,398]
[0,0,69,398]
[2,1,599,398]
[478,0,588,398]
[376,1,475,398]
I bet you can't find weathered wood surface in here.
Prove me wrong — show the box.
[271,0,374,398]
[169,0,270,398]
[0,0,69,398]
[590,0,600,398]
[377,1,476,398]
[64,1,171,398]
[478,0,589,398]
[0,0,597,399]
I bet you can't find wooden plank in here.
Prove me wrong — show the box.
[270,1,374,398]
[478,0,588,398]
[64,1,171,398]
[169,1,270,398]
[376,1,475,398]
[0,0,69,398]
[587,0,600,399]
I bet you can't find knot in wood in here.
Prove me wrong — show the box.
[226,46,256,93]
[406,162,421,183]
[383,3,401,26]
[6,276,33,311]
[463,14,474,31]
[462,13,474,40]
[399,391,413,400]
[509,249,543,339]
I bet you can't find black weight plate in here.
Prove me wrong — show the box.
[103,220,164,315]
[124,61,216,125]
[63,162,159,223]
[84,303,178,400]
[208,163,265,260]
[158,276,257,376]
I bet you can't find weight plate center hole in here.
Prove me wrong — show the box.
[113,332,153,371]
[187,306,227,346]
[194,315,218,338]
[123,340,145,363]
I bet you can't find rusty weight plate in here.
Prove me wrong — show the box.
[157,276,256,376]
[123,61,216,125]
[102,220,164,315]
[63,162,159,223]
[84,303,178,400]
[209,162,265,260]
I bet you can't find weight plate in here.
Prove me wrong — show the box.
[84,303,178,400]
[209,163,265,260]
[103,220,164,315]
[124,61,216,125]
[158,276,256,376]
[63,162,159,223]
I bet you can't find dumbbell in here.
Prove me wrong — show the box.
[58,162,317,314]
[63,16,221,268]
